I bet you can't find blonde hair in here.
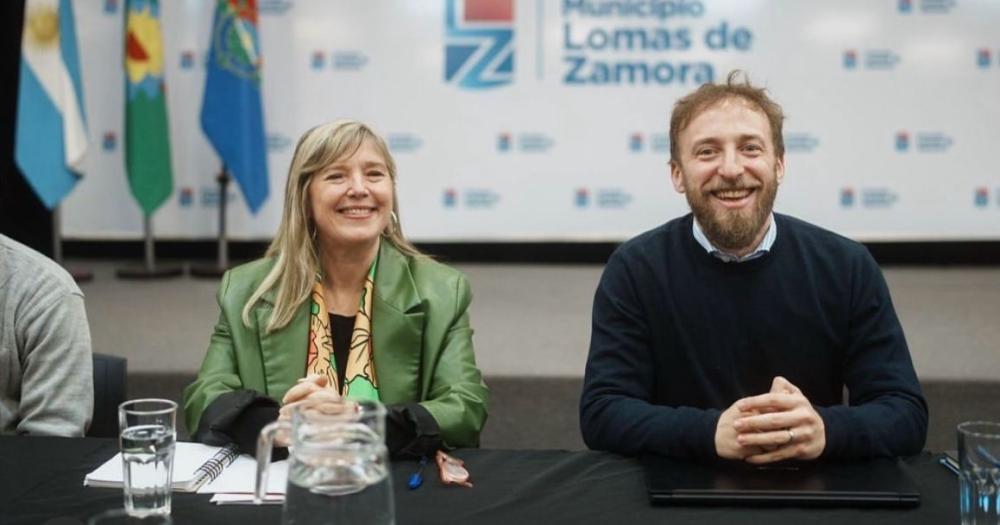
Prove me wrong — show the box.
[242,120,423,332]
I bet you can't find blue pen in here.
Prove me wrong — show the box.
[408,456,427,490]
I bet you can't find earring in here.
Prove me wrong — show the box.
[390,211,400,233]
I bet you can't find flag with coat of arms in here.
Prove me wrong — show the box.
[15,0,88,210]
[201,0,269,214]
[125,0,173,216]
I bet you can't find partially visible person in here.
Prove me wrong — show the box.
[0,233,93,436]
[580,71,927,463]
[184,120,489,458]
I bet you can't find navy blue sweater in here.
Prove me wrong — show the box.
[580,213,928,460]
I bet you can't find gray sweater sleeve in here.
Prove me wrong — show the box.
[15,288,94,436]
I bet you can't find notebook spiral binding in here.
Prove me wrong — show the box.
[192,444,241,487]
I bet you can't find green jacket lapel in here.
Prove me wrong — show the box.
[372,242,425,404]
[255,287,310,400]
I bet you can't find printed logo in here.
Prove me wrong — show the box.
[497,133,512,152]
[200,187,235,207]
[897,130,954,153]
[575,187,633,209]
[517,133,555,153]
[464,189,501,208]
[919,0,957,14]
[840,188,855,208]
[861,188,899,208]
[916,132,953,152]
[596,188,633,209]
[974,187,989,208]
[518,133,554,153]
[898,0,913,12]
[266,133,291,152]
[844,49,901,70]
[843,50,857,69]
[895,131,910,152]
[629,133,643,152]
[977,49,991,69]
[784,132,820,154]
[180,50,195,70]
[102,131,117,152]
[311,51,325,70]
[332,51,368,71]
[650,133,670,153]
[387,133,422,153]
[104,0,119,14]
[179,187,194,207]
[444,0,514,89]
[259,0,293,15]
[443,188,458,208]
[865,50,901,70]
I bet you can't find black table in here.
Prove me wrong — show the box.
[0,437,959,524]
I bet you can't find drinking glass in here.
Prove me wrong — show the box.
[118,399,177,517]
[958,421,1000,525]
[88,508,173,525]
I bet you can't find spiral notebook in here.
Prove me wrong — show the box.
[84,442,242,493]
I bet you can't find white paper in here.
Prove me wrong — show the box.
[198,457,288,495]
[210,493,285,505]
[84,442,239,491]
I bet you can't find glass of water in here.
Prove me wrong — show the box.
[958,421,1000,525]
[118,399,177,517]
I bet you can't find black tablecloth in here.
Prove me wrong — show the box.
[0,437,959,524]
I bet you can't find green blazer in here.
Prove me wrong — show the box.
[182,241,489,448]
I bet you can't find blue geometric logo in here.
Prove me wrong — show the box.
[575,188,590,208]
[840,188,855,208]
[978,49,991,69]
[179,187,194,208]
[974,188,989,208]
[311,51,325,70]
[497,133,512,152]
[102,132,116,152]
[445,0,514,89]
[898,0,912,13]
[629,133,643,152]
[895,131,910,152]
[180,51,195,70]
[104,0,118,14]
[843,50,858,69]
[443,188,458,208]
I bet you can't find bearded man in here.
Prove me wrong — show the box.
[579,72,927,463]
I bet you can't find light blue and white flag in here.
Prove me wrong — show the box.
[15,0,88,209]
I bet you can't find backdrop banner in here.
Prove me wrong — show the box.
[63,0,1000,242]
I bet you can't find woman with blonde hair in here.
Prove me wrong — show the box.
[183,120,488,457]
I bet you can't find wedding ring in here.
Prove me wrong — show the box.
[787,428,796,444]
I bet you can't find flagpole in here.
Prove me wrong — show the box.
[115,214,183,279]
[52,206,93,283]
[190,165,231,278]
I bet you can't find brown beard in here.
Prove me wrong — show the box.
[684,174,778,254]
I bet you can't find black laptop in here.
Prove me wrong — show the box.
[643,455,921,508]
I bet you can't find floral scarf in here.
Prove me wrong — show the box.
[305,255,379,400]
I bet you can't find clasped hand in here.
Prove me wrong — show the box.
[274,374,341,447]
[715,376,826,464]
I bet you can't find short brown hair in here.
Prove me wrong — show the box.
[669,70,785,163]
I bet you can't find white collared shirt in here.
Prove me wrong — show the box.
[692,213,777,263]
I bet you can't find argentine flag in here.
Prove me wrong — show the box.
[15,0,88,209]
